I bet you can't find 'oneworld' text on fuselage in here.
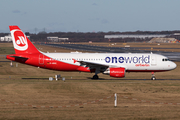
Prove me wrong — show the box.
[105,55,150,64]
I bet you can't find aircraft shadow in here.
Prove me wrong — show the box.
[86,78,180,81]
[21,77,180,81]
[22,78,48,80]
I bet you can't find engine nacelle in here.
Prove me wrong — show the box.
[103,67,125,78]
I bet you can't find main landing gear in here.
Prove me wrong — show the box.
[93,75,99,79]
[92,68,100,79]
[151,72,156,80]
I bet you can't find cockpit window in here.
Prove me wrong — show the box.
[162,58,169,61]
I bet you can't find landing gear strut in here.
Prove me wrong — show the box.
[92,68,100,79]
[151,72,156,80]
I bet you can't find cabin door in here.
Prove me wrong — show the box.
[39,54,44,64]
[151,55,157,66]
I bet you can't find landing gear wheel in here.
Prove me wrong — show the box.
[93,75,99,79]
[151,76,156,80]
[151,72,156,80]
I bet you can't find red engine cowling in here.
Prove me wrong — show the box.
[109,68,125,78]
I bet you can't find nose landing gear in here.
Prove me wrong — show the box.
[151,72,156,80]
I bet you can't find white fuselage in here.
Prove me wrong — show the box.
[43,52,176,72]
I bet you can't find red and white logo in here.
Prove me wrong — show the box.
[11,29,28,51]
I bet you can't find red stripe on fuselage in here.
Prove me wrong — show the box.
[7,53,90,72]
[26,54,80,71]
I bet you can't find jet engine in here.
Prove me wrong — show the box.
[103,67,125,78]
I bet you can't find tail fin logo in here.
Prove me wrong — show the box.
[11,29,28,51]
[16,36,26,46]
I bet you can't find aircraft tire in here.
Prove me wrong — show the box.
[151,76,156,80]
[93,75,99,79]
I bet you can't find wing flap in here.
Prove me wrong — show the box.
[77,60,109,71]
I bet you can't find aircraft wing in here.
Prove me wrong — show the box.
[77,60,127,71]
[76,60,110,73]
[78,60,109,68]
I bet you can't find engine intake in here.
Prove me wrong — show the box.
[103,67,125,78]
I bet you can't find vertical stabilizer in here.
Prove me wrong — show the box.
[9,26,40,54]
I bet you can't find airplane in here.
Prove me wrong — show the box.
[6,26,177,80]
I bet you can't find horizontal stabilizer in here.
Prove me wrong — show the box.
[9,56,29,60]
[6,55,29,63]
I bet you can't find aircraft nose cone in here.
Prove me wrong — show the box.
[171,62,177,70]
[174,63,177,69]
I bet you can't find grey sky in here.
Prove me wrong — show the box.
[0,0,180,33]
